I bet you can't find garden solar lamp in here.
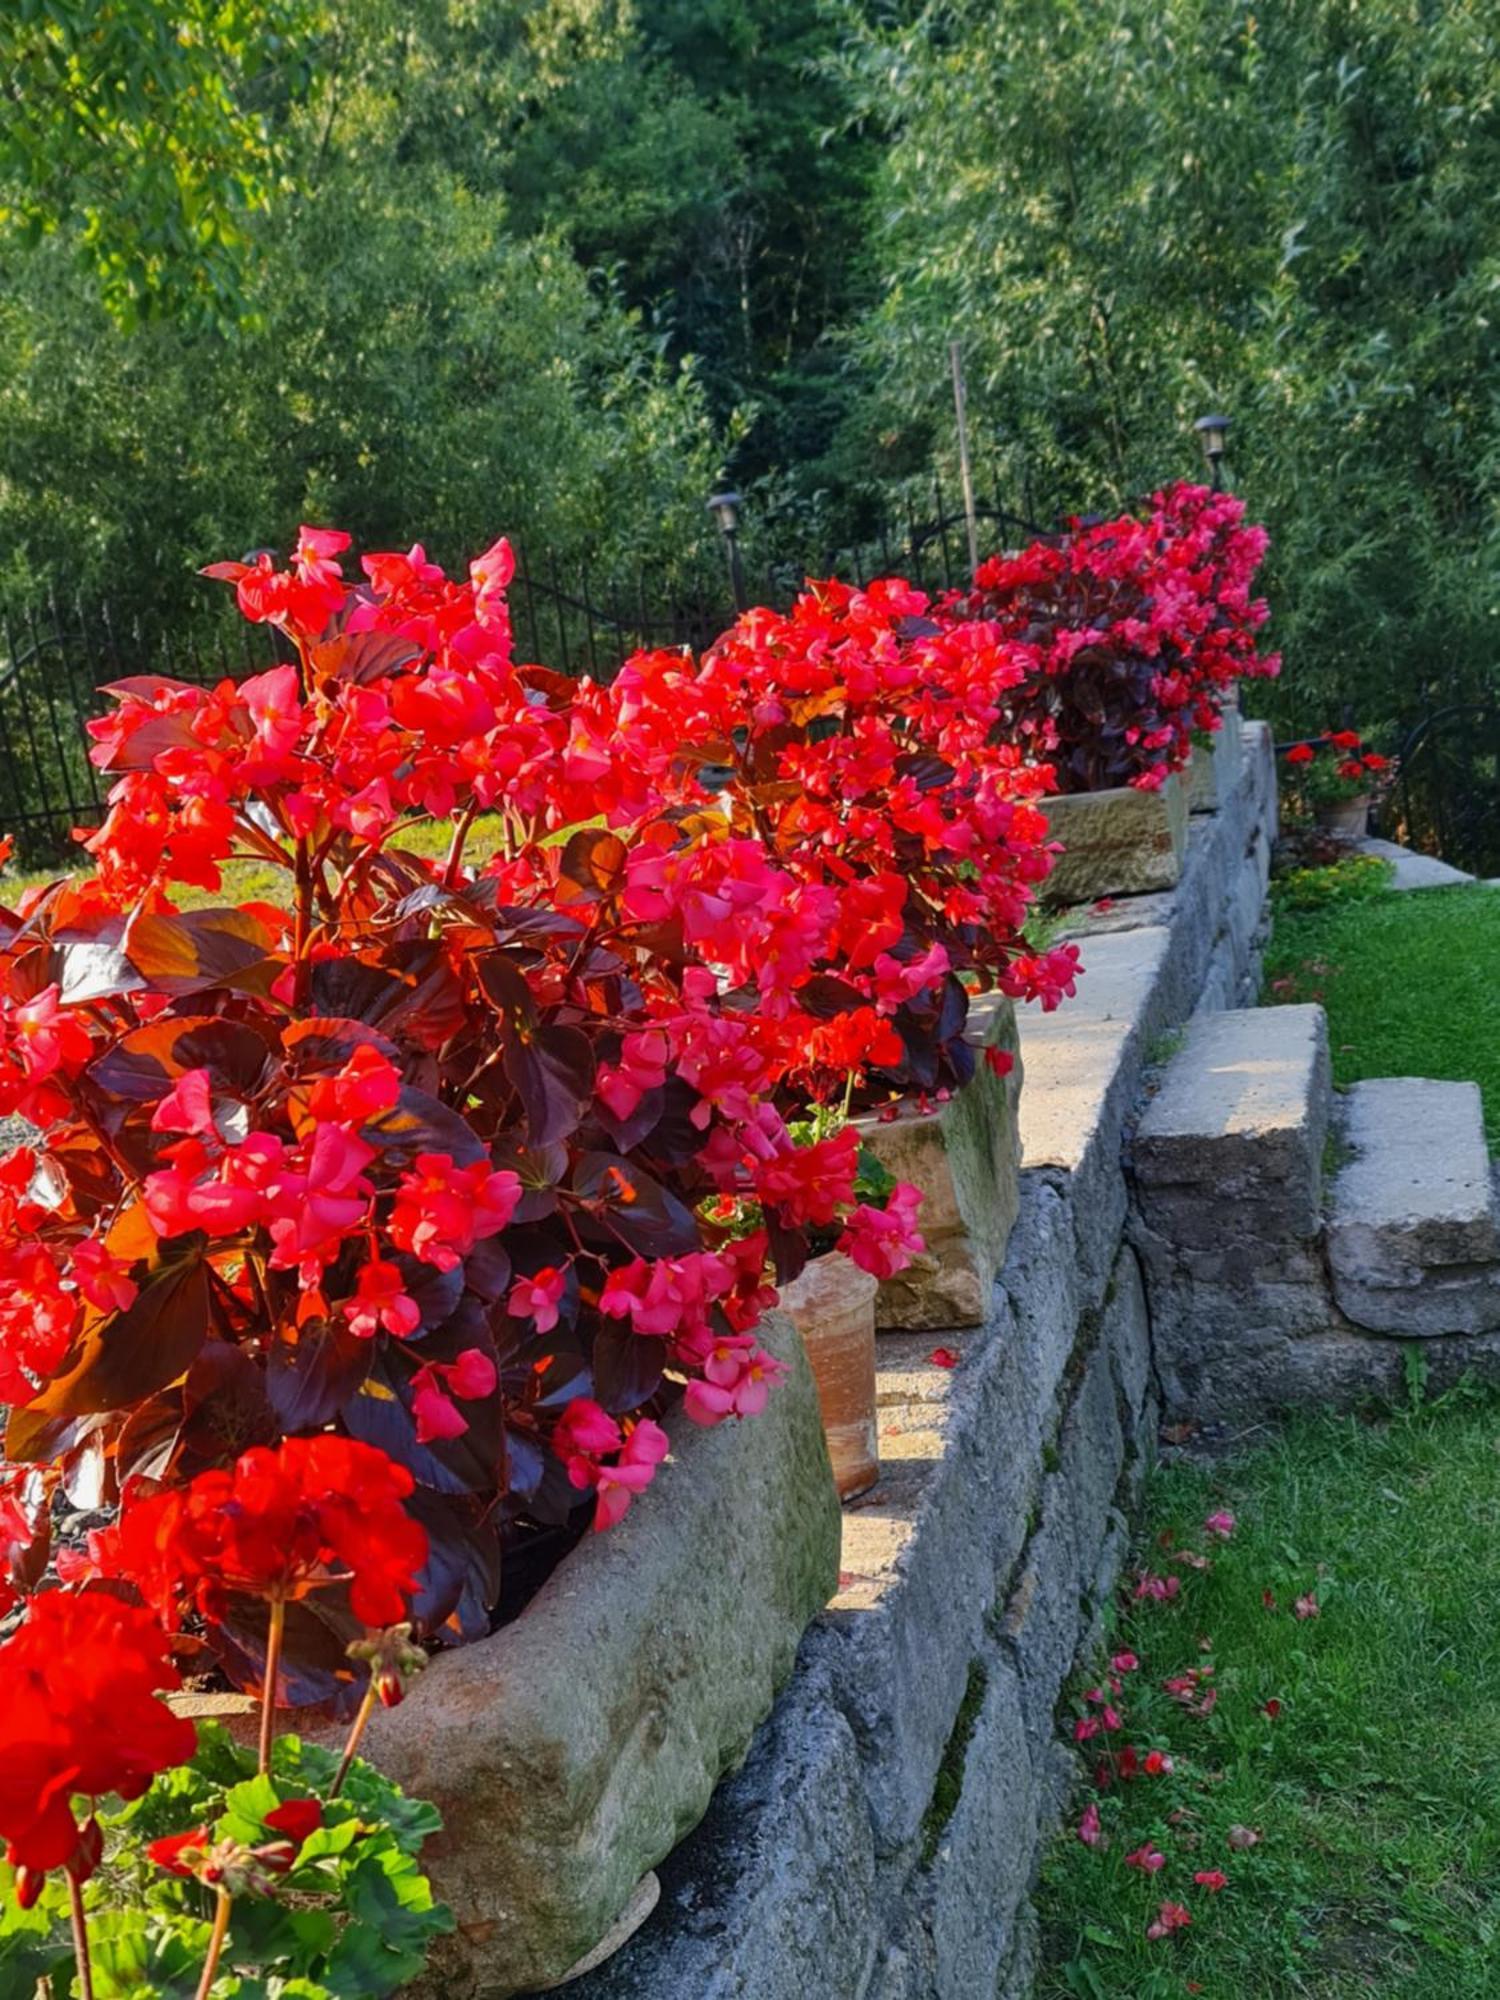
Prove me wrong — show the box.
[1194,413,1232,491]
[706,488,748,613]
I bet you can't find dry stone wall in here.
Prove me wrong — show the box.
[553,724,1279,2000]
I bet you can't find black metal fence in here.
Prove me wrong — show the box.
[1376,702,1500,878]
[0,479,1057,865]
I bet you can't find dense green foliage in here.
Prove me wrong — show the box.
[0,0,322,329]
[1264,883,1500,1144]
[1039,1385,1500,1997]
[5,0,1498,722]
[838,0,1500,731]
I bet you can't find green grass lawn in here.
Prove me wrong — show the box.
[1037,1385,1500,1999]
[1262,884,1500,1147]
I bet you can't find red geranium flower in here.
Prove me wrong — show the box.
[97,1435,428,1629]
[0,1591,195,1879]
[1284,743,1315,765]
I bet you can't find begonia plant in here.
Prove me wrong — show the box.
[0,526,1074,1713]
[943,482,1280,794]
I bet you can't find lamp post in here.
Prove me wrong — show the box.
[706,489,747,614]
[1193,413,1232,492]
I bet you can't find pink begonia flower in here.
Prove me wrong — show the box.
[1204,1509,1236,1539]
[508,1265,568,1333]
[1077,1802,1102,1848]
[595,1030,670,1123]
[837,1183,925,1281]
[1125,1845,1166,1873]
[410,1348,497,1443]
[150,1066,218,1138]
[69,1237,139,1315]
[683,1338,787,1424]
[592,1420,670,1529]
[1294,1592,1320,1620]
[343,1257,421,1339]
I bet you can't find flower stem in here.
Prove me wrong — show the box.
[66,1875,94,2000]
[331,1680,377,1798]
[194,1888,234,2000]
[258,1597,287,1776]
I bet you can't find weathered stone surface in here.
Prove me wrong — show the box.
[1134,1005,1331,1247]
[859,994,1022,1330]
[348,1306,840,2000]
[1356,836,1474,892]
[555,1667,878,2000]
[926,1653,1038,1995]
[1328,1079,1500,1335]
[1038,773,1188,906]
[1186,702,1244,812]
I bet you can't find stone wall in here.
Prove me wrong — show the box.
[555,724,1279,2000]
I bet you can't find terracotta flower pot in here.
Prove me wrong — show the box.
[776,1253,879,1501]
[1313,794,1371,838]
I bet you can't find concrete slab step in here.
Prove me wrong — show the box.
[1327,1077,1500,1335]
[1132,1004,1331,1249]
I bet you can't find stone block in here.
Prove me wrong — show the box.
[1038,774,1188,906]
[345,1307,840,2000]
[858,994,1022,1330]
[1328,1079,1500,1335]
[926,1653,1037,1996]
[556,1669,878,2000]
[1133,1005,1330,1247]
[1186,702,1244,813]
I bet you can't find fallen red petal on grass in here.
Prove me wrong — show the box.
[1146,1899,1192,1940]
[1263,1698,1282,1720]
[1204,1510,1236,1539]
[1125,1844,1166,1873]
[1110,1651,1139,1673]
[1077,1802,1102,1848]
[1262,1588,1277,1611]
[1294,1592,1320,1619]
[1227,1824,1260,1850]
[1143,1750,1174,1776]
[1194,1869,1229,1893]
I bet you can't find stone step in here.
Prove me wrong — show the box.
[1132,1004,1331,1251]
[1327,1077,1500,1335]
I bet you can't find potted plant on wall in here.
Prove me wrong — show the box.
[941,483,1280,903]
[1283,732,1393,836]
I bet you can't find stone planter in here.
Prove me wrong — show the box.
[853,991,1023,1331]
[778,1252,879,1500]
[1038,772,1188,906]
[1186,699,1244,813]
[1314,794,1371,838]
[313,1305,839,2000]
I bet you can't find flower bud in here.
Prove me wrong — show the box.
[348,1621,428,1710]
[13,1866,43,1910]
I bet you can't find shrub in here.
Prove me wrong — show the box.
[1269,853,1395,915]
[0,528,1078,1710]
[941,483,1279,795]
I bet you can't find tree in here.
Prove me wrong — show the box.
[1,0,323,328]
[836,0,1500,731]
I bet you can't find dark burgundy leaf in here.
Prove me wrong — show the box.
[476,954,538,1030]
[30,1257,212,1418]
[309,629,421,687]
[210,1589,364,1716]
[364,1082,487,1168]
[124,908,279,996]
[591,1325,668,1415]
[402,1490,501,1642]
[502,1022,595,1146]
[265,1320,371,1433]
[572,1151,701,1259]
[556,827,628,903]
